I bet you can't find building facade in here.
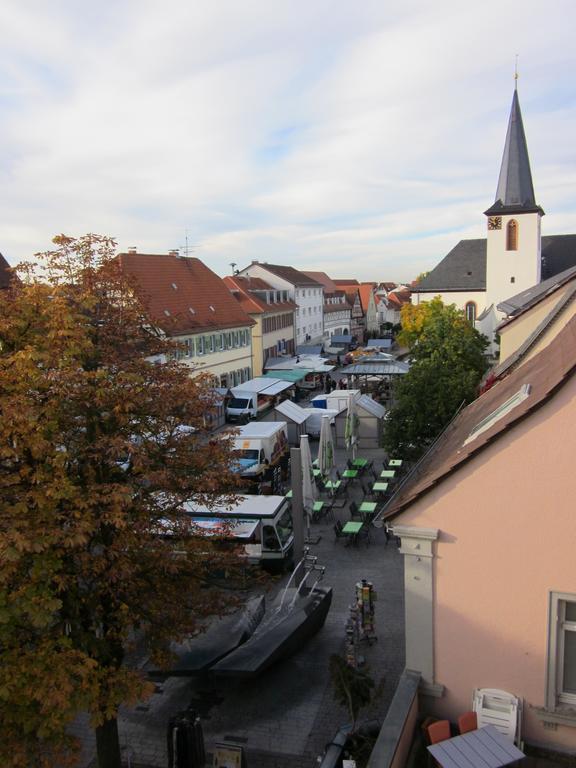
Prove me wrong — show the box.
[238,262,324,347]
[224,275,296,376]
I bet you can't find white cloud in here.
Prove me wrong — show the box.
[1,0,575,284]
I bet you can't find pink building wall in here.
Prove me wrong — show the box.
[397,375,576,750]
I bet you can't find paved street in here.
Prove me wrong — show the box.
[71,439,406,768]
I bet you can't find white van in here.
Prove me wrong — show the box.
[183,495,294,572]
[230,422,289,488]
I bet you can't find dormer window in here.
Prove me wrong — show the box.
[507,220,518,251]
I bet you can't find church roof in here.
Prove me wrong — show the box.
[485,89,544,217]
[541,234,576,279]
[414,239,487,292]
[414,234,576,295]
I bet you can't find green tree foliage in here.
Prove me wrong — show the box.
[329,654,382,731]
[0,235,248,768]
[384,297,488,460]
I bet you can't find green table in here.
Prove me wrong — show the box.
[352,458,368,469]
[380,469,396,479]
[372,482,389,494]
[312,468,322,477]
[342,520,363,545]
[285,490,293,498]
[342,469,358,479]
[324,480,341,492]
[342,521,363,534]
[359,501,377,514]
[388,459,403,468]
[313,501,324,512]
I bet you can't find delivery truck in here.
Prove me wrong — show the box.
[183,494,294,572]
[226,378,293,422]
[231,421,289,492]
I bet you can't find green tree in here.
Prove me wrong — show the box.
[384,297,488,460]
[329,655,382,732]
[0,235,246,768]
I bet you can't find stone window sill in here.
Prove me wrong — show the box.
[533,706,576,728]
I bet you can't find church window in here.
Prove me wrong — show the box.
[507,220,518,251]
[465,302,477,325]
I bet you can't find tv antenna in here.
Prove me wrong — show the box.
[181,229,200,256]
[230,262,239,275]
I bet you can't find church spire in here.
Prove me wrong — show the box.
[485,88,544,216]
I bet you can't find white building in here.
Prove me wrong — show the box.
[238,262,325,347]
[302,271,352,342]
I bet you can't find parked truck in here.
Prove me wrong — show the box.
[226,378,293,423]
[230,421,289,492]
[183,494,294,572]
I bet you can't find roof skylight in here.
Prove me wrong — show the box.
[464,384,531,446]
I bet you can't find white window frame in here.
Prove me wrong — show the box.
[547,592,576,709]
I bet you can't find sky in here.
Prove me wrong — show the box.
[2,1,576,283]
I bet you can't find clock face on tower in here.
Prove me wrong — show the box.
[488,216,502,230]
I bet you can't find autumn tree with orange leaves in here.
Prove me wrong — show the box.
[0,235,249,768]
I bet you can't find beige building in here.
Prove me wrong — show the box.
[224,275,296,377]
[383,314,576,754]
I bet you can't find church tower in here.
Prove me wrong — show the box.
[484,86,544,317]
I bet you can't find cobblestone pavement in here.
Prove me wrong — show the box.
[72,444,406,768]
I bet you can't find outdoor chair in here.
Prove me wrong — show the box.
[349,501,360,520]
[427,720,451,745]
[472,688,522,744]
[356,522,372,546]
[346,459,354,470]
[333,520,345,542]
[320,498,335,522]
[458,711,478,735]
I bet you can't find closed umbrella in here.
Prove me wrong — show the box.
[318,414,335,481]
[344,395,359,460]
[300,434,317,542]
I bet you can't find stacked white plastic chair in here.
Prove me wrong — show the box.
[472,688,523,746]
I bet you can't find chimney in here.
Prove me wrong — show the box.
[128,247,137,254]
[168,249,179,257]
[251,260,259,264]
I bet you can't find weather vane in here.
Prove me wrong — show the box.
[514,54,519,87]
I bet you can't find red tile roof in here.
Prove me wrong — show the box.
[385,314,576,519]
[118,252,255,335]
[223,275,297,315]
[357,284,376,313]
[334,279,359,286]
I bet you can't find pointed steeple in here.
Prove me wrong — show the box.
[485,87,544,216]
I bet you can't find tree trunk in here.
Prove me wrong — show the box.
[95,716,122,768]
